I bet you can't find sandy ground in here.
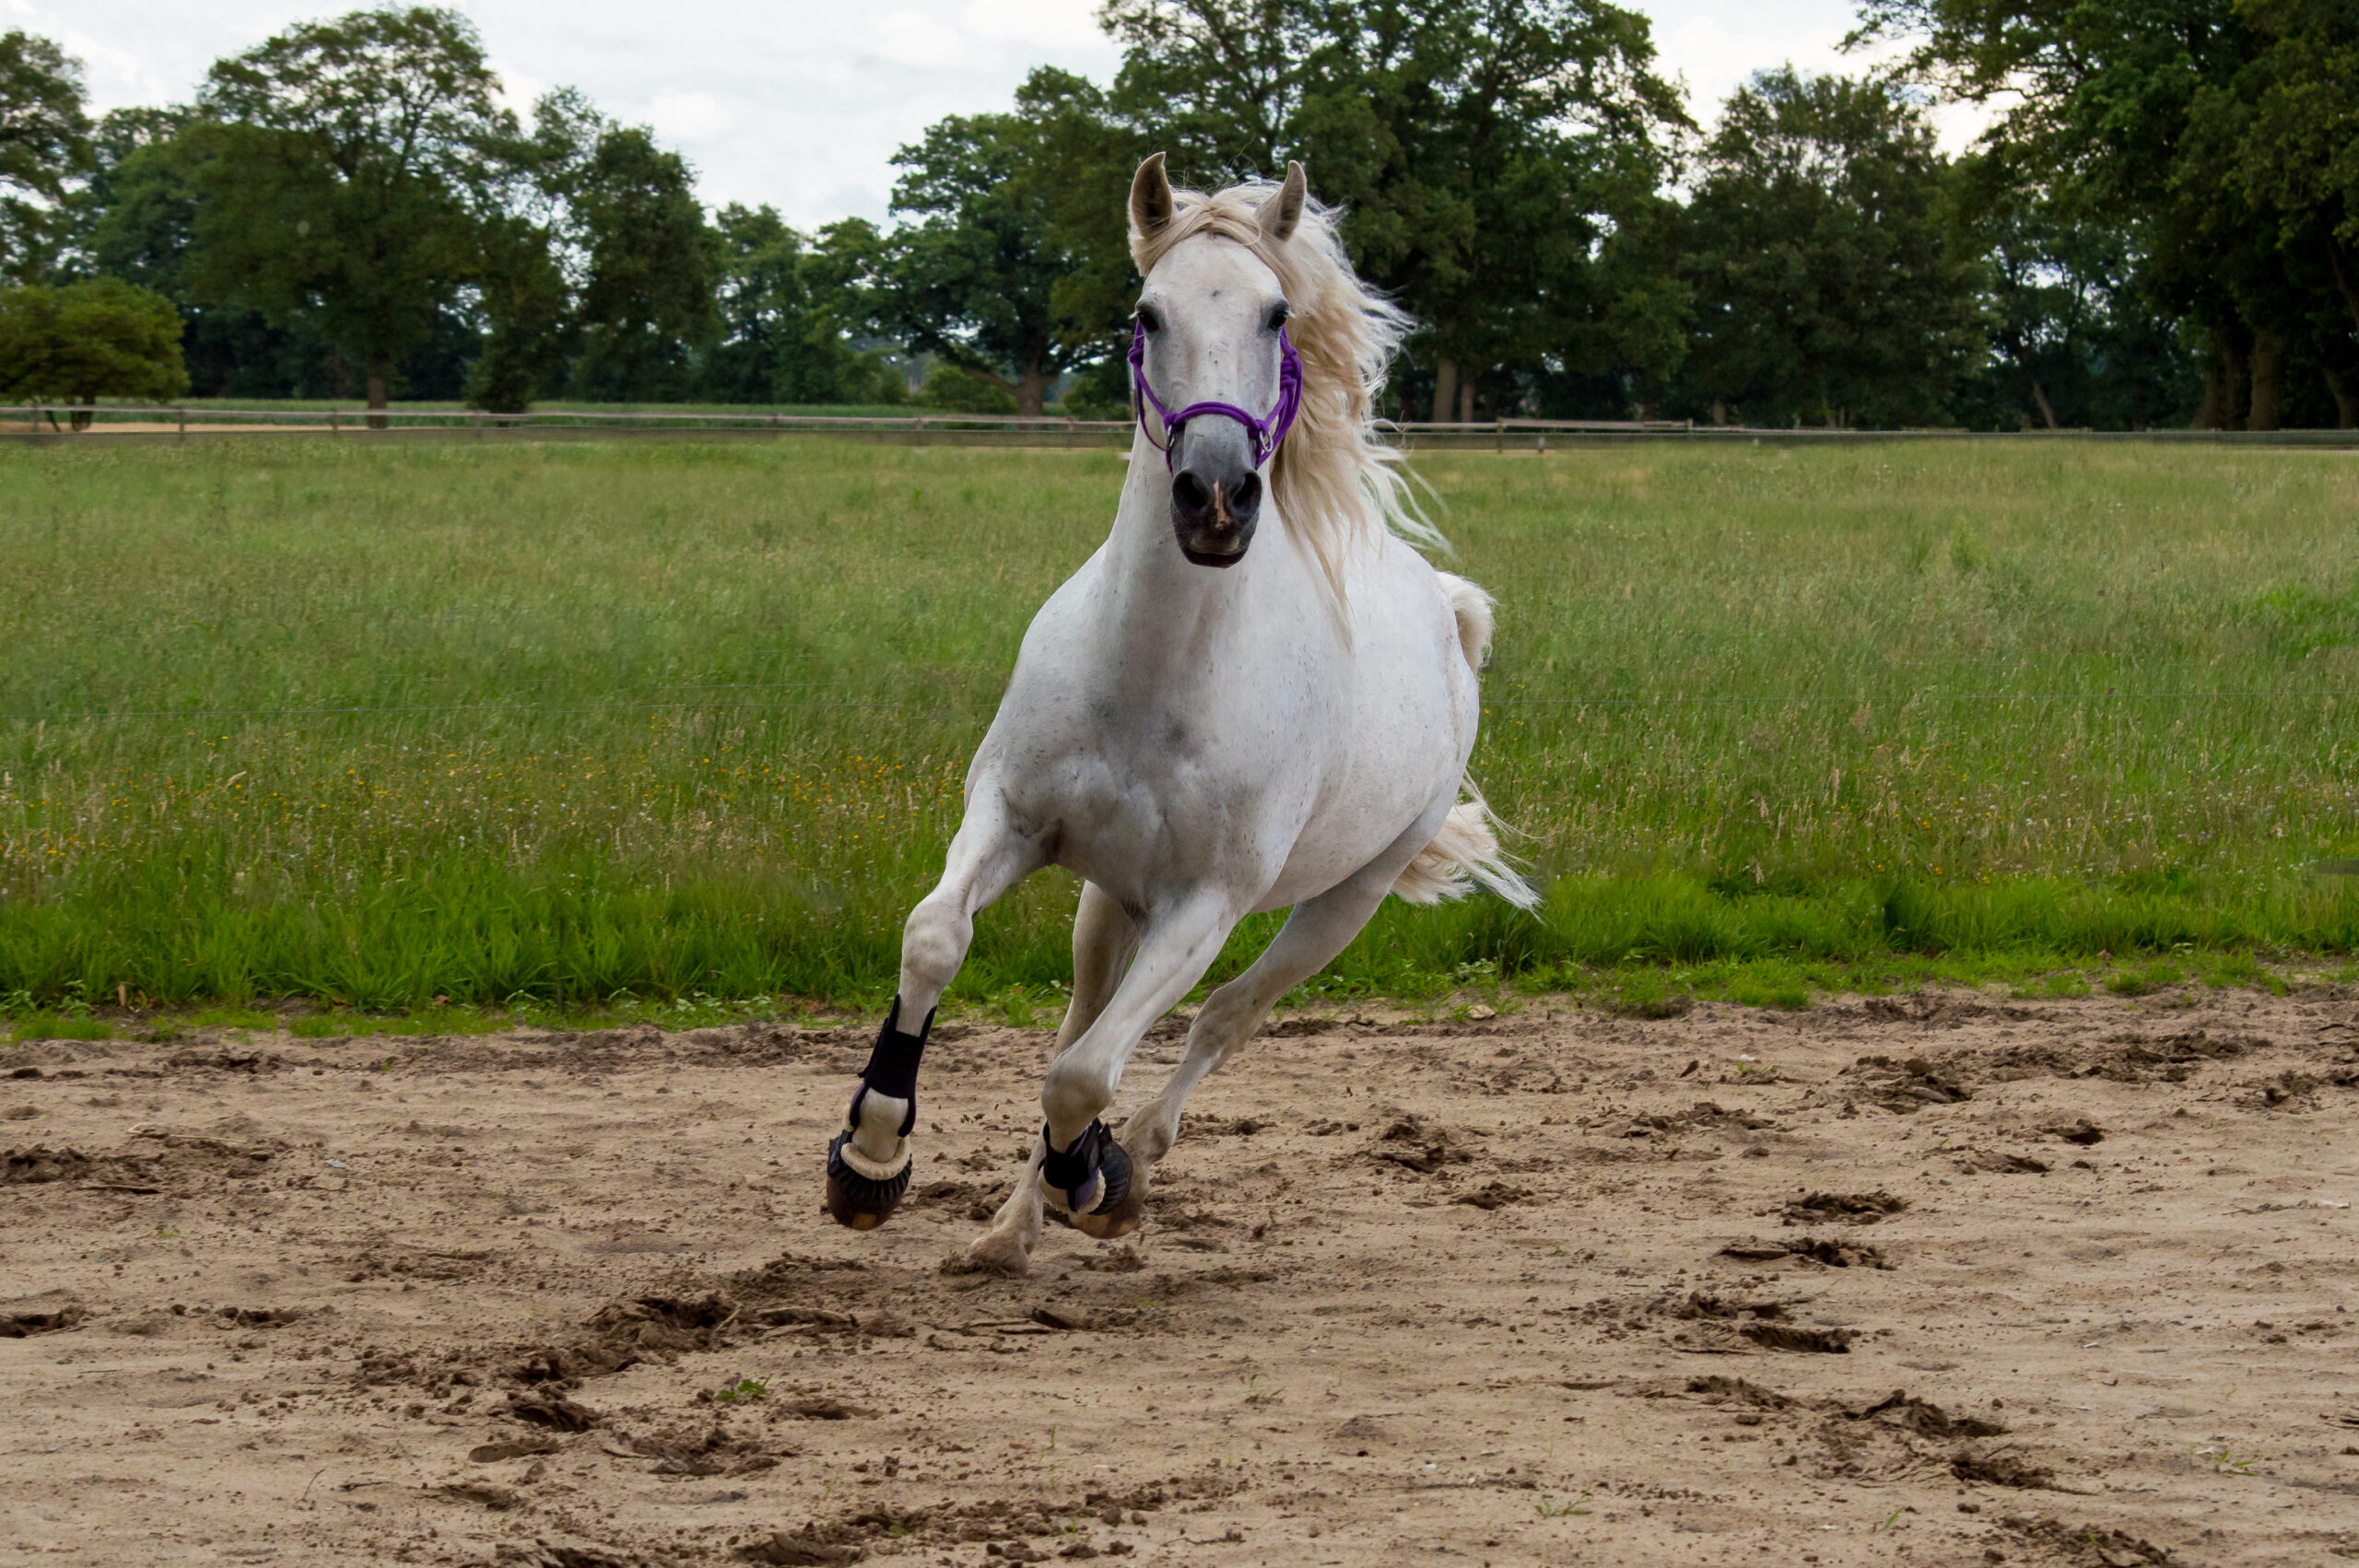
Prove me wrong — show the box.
[6,987,2359,1568]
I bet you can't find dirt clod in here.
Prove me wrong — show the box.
[1779,1190,1908,1226]
[507,1390,604,1431]
[1363,1115,1475,1174]
[1954,1450,2059,1489]
[1719,1235,1893,1269]
[1741,1323,1854,1353]
[1846,1390,2007,1439]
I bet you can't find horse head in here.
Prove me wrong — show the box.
[1128,152,1308,569]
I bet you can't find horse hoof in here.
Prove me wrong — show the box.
[825,1130,910,1231]
[1071,1140,1141,1240]
[958,1235,1033,1277]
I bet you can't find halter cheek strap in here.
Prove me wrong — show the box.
[1129,317,1304,472]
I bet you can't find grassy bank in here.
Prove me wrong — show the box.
[2,437,2354,1016]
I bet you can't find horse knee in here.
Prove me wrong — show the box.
[899,898,969,1002]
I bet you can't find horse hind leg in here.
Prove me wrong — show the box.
[965,882,1134,1275]
[1118,821,1434,1188]
[964,892,1236,1271]
[826,794,1042,1231]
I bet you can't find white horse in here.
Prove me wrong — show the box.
[824,154,1534,1274]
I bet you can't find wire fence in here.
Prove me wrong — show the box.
[6,403,2356,450]
[4,687,2353,726]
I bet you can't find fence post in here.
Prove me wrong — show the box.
[178,407,187,443]
[474,408,483,440]
[331,408,340,437]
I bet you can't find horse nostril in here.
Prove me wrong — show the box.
[1171,471,1214,523]
[1228,471,1262,523]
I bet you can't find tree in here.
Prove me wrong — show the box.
[1677,69,1983,428]
[0,276,189,425]
[882,69,1137,416]
[1855,0,2357,427]
[0,30,91,282]
[1100,0,1685,419]
[2212,0,2359,421]
[465,209,569,410]
[703,201,801,402]
[701,205,901,405]
[76,108,342,398]
[1942,156,2201,431]
[184,6,518,419]
[562,123,717,401]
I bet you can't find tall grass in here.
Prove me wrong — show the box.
[1,437,2353,1010]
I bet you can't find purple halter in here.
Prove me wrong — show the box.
[1128,316,1304,471]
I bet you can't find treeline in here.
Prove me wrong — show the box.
[3,1,2355,429]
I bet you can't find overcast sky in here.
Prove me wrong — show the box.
[8,0,1964,231]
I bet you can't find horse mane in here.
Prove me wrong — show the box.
[1130,179,1444,608]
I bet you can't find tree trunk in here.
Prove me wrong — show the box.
[1431,357,1458,424]
[1457,378,1475,425]
[1015,357,1050,418]
[2248,332,2287,431]
[2328,240,2359,339]
[2192,351,2224,429]
[2324,365,2359,430]
[1711,397,1728,427]
[2030,381,2060,429]
[365,358,392,430]
[2195,328,2251,430]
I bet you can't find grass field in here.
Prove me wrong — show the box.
[3,437,2355,1026]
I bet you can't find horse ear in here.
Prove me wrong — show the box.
[1130,153,1174,242]
[1262,161,1307,243]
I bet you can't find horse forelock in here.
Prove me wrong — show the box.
[1132,180,1445,612]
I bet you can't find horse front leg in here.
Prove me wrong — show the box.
[825,793,1043,1231]
[964,891,1235,1272]
[961,882,1134,1273]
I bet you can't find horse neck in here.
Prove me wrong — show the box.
[1094,433,1275,673]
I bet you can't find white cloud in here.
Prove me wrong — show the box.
[958,0,1101,51]
[648,90,735,144]
[870,10,973,71]
[486,58,548,115]
[28,0,1983,228]
[1630,0,1989,149]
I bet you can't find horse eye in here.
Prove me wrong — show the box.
[1135,305,1162,333]
[1266,303,1291,331]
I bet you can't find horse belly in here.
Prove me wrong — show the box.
[1249,559,1475,911]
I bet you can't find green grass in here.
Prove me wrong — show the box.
[1,437,2354,1016]
[57,397,930,418]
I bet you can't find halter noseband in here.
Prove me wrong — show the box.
[1129,316,1304,471]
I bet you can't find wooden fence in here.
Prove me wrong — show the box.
[5,404,2354,450]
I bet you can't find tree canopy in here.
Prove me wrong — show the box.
[1678,69,1982,428]
[180,6,517,415]
[10,0,2356,427]
[0,275,189,424]
[1102,0,1687,419]
[1857,0,2359,427]
[0,29,91,282]
[880,69,1136,416]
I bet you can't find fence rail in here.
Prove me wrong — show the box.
[5,403,2356,450]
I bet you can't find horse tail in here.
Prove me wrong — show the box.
[1391,572,1537,908]
[1435,570,1494,671]
[1391,787,1540,910]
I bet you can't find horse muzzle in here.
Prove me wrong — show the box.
[1169,433,1262,568]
